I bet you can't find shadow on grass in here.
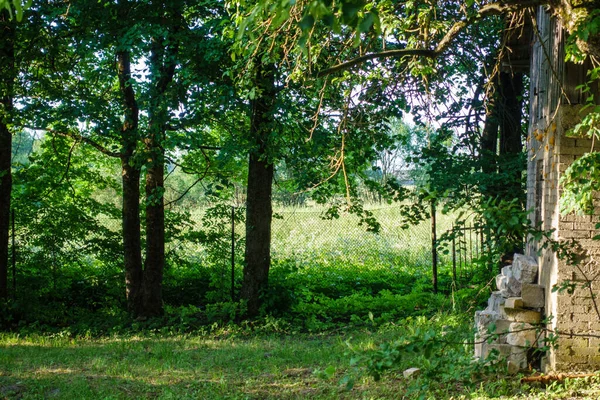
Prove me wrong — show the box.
[0,335,393,399]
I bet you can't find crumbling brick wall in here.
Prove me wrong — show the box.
[527,7,600,371]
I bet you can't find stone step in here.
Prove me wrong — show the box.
[505,297,524,309]
[503,307,542,324]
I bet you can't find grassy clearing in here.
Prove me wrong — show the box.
[3,325,600,400]
[0,329,414,400]
[177,203,469,269]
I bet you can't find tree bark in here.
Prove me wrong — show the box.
[139,133,165,317]
[241,62,276,317]
[116,49,143,312]
[0,13,15,300]
[134,30,179,317]
[481,77,499,176]
[121,157,142,309]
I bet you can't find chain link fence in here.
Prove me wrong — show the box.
[8,203,485,302]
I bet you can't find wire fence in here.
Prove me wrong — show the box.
[8,203,487,301]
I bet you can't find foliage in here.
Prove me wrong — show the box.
[560,67,600,215]
[343,315,499,395]
[0,0,29,21]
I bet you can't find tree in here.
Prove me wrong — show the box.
[17,0,235,317]
[239,60,277,316]
[0,10,15,300]
[227,0,410,315]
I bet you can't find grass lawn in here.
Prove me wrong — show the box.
[3,328,600,400]
[0,329,407,399]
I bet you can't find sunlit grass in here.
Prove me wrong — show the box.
[0,330,405,399]
[3,329,600,399]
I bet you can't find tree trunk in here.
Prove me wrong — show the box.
[116,49,143,312]
[134,30,179,317]
[241,62,276,317]
[0,13,15,301]
[481,76,499,176]
[139,136,165,317]
[121,157,142,310]
[498,70,526,258]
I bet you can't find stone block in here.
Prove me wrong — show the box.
[492,319,513,334]
[496,274,507,292]
[474,339,484,359]
[560,337,588,348]
[512,254,538,284]
[502,265,513,278]
[475,310,499,335]
[478,318,512,343]
[509,346,528,370]
[507,360,520,374]
[499,305,508,319]
[505,297,524,309]
[403,367,421,378]
[503,308,542,324]
[506,277,522,297]
[522,284,545,309]
[486,291,506,313]
[506,322,537,347]
[490,319,512,344]
[484,344,513,359]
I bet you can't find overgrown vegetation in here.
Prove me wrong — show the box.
[1,0,600,398]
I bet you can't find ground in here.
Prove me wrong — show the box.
[3,326,600,399]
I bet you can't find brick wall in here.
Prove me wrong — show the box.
[552,116,600,370]
[526,8,600,371]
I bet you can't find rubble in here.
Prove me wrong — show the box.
[474,254,545,372]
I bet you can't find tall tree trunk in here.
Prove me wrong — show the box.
[481,76,499,176]
[121,157,142,309]
[498,70,526,258]
[134,30,178,317]
[139,137,165,317]
[0,13,15,300]
[117,49,143,312]
[241,62,276,317]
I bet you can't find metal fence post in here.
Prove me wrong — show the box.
[231,205,235,302]
[431,201,438,294]
[451,223,457,287]
[11,208,15,299]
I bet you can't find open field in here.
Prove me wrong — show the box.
[176,203,481,280]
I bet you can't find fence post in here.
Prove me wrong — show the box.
[451,223,457,287]
[231,205,235,302]
[11,208,15,299]
[431,201,438,294]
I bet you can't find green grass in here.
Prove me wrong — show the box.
[3,326,600,400]
[0,329,417,399]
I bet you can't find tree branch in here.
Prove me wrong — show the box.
[316,49,436,77]
[37,128,122,158]
[316,0,548,77]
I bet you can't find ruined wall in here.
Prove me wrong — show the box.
[527,7,600,371]
[552,120,600,370]
[527,9,564,371]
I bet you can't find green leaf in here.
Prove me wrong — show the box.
[358,12,375,33]
[299,14,315,30]
[324,365,336,378]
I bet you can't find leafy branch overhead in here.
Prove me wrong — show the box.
[230,0,600,82]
